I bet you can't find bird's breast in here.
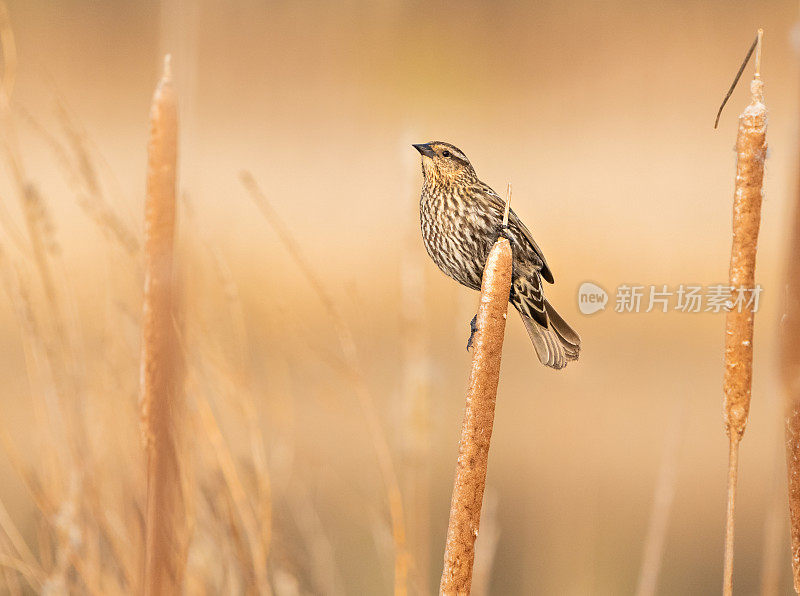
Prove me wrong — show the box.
[419,190,487,291]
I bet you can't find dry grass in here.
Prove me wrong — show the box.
[0,14,326,593]
[0,50,408,592]
[240,171,410,595]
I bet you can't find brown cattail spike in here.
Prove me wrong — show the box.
[721,29,767,596]
[723,33,766,442]
[141,54,186,596]
[440,237,513,595]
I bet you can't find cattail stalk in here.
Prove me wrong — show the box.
[141,55,185,596]
[722,29,767,596]
[785,212,800,593]
[782,42,800,594]
[439,228,513,595]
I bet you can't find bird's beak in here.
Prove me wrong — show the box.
[413,143,436,158]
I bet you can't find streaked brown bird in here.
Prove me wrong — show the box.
[414,141,580,369]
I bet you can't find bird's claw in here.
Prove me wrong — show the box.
[466,314,478,350]
[499,222,511,240]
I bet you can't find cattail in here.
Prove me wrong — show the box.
[782,45,800,595]
[721,30,767,596]
[439,222,513,595]
[141,55,185,596]
[786,211,800,593]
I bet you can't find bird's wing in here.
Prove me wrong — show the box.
[478,182,554,284]
[509,212,554,284]
[511,273,549,328]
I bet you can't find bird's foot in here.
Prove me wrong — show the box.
[499,222,511,241]
[466,314,478,350]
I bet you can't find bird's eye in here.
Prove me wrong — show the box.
[442,150,451,158]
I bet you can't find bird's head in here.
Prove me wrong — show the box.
[413,141,477,187]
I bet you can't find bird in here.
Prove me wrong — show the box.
[413,141,580,369]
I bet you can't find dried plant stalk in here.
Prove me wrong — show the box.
[783,69,800,596]
[785,249,800,590]
[141,55,185,596]
[759,436,785,596]
[439,237,512,595]
[635,406,683,596]
[240,172,408,594]
[724,71,767,439]
[0,0,16,107]
[722,30,767,596]
[786,235,800,592]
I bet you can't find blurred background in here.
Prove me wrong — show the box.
[0,0,798,594]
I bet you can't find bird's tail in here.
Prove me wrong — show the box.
[521,299,581,370]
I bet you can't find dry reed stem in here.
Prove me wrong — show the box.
[181,195,274,585]
[0,497,41,591]
[193,386,272,595]
[782,47,800,594]
[0,1,29,254]
[722,29,767,596]
[0,554,41,588]
[285,477,344,594]
[440,237,512,595]
[786,221,800,592]
[1,225,93,591]
[0,546,24,596]
[3,109,82,469]
[635,405,683,596]
[0,257,70,477]
[759,436,785,596]
[58,105,140,255]
[141,55,185,596]
[241,171,408,594]
[0,0,15,107]
[723,438,741,596]
[82,476,141,592]
[1,1,90,479]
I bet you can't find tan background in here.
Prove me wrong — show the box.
[1,0,798,593]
